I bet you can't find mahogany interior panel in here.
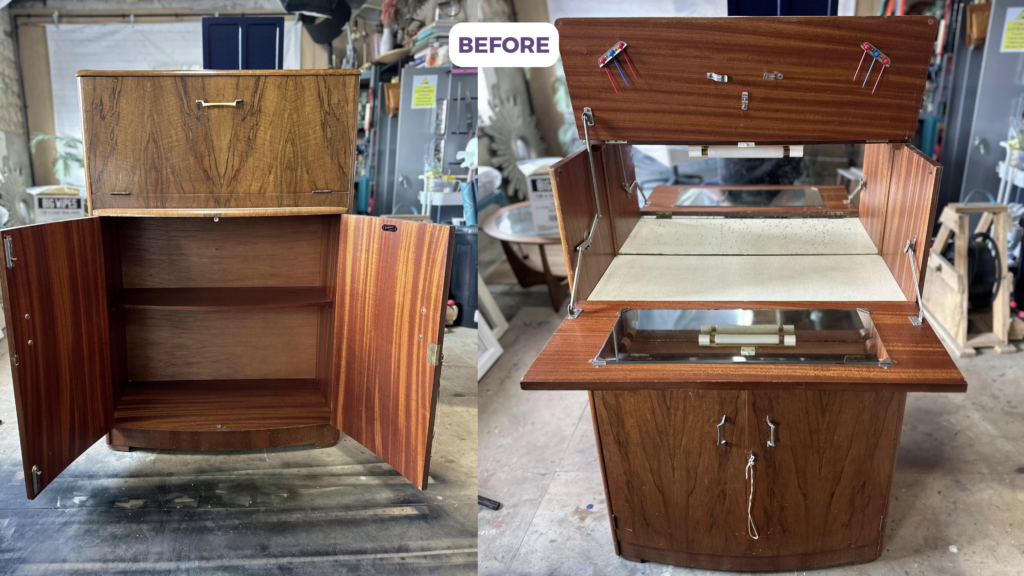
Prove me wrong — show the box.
[333,216,455,490]
[316,215,341,405]
[118,287,332,311]
[117,216,325,288]
[79,71,357,211]
[521,300,965,392]
[551,146,617,303]
[125,308,319,381]
[643,185,856,218]
[558,17,936,144]
[860,143,896,250]
[879,145,941,301]
[601,143,641,253]
[0,218,114,498]
[113,379,330,431]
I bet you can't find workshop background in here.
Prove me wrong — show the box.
[0,0,479,574]
[476,0,1024,574]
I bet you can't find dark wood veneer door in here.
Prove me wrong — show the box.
[748,391,905,557]
[0,219,114,498]
[594,390,748,556]
[331,216,455,489]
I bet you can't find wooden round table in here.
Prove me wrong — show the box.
[481,201,568,311]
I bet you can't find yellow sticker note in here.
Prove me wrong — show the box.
[412,75,438,109]
[1002,8,1024,52]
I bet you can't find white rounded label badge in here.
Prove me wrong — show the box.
[449,22,560,68]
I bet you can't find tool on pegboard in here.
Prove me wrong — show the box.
[598,41,637,93]
[854,42,890,94]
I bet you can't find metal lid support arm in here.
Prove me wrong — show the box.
[567,107,603,319]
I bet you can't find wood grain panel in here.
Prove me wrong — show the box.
[332,216,455,490]
[618,541,879,570]
[558,17,936,144]
[595,390,748,556]
[125,308,318,381]
[79,72,357,211]
[748,391,904,556]
[110,379,335,451]
[317,215,340,408]
[602,144,641,252]
[521,300,965,392]
[118,216,324,288]
[118,287,331,310]
[643,185,856,218]
[551,146,616,304]
[0,219,114,498]
[92,206,350,218]
[879,145,941,301]
[860,143,896,250]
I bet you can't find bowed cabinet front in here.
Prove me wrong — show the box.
[0,214,454,498]
[593,389,907,569]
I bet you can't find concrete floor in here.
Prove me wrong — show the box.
[478,304,1024,576]
[0,327,478,575]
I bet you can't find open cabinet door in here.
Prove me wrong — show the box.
[332,216,455,489]
[0,219,114,498]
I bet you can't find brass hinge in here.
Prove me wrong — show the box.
[655,211,673,219]
[4,235,15,269]
[427,343,441,366]
[31,465,41,495]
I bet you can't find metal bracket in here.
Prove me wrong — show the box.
[567,108,603,320]
[31,465,41,495]
[426,343,441,365]
[741,92,749,111]
[311,189,333,194]
[904,237,925,326]
[4,236,14,269]
[707,72,728,82]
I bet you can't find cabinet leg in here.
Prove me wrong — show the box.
[316,428,341,448]
[106,433,131,452]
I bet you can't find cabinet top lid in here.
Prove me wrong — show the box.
[557,16,937,145]
[77,69,362,77]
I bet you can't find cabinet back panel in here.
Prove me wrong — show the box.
[119,216,326,288]
[126,308,318,381]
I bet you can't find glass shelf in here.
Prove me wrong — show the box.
[593,308,893,368]
[673,187,823,208]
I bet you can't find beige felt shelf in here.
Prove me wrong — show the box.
[589,255,907,302]
[619,217,878,255]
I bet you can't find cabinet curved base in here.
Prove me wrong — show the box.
[618,542,880,572]
[107,424,341,452]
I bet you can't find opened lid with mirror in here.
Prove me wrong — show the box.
[592,308,893,368]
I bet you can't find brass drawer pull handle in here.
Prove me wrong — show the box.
[716,415,727,446]
[196,99,242,108]
[767,416,776,447]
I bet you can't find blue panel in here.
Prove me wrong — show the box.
[203,17,284,70]
[204,22,241,70]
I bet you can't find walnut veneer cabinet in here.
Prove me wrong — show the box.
[1,71,455,499]
[522,17,968,571]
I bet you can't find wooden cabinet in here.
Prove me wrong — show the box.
[522,16,967,571]
[79,71,358,213]
[2,71,455,500]
[594,390,906,569]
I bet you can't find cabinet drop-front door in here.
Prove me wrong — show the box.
[594,390,749,557]
[0,219,115,498]
[748,391,905,557]
[331,216,454,489]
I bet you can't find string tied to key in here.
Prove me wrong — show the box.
[745,451,759,540]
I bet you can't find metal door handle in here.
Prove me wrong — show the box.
[196,99,242,108]
[716,415,727,445]
[766,416,776,447]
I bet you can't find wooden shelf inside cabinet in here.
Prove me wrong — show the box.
[112,379,331,433]
[117,287,332,311]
